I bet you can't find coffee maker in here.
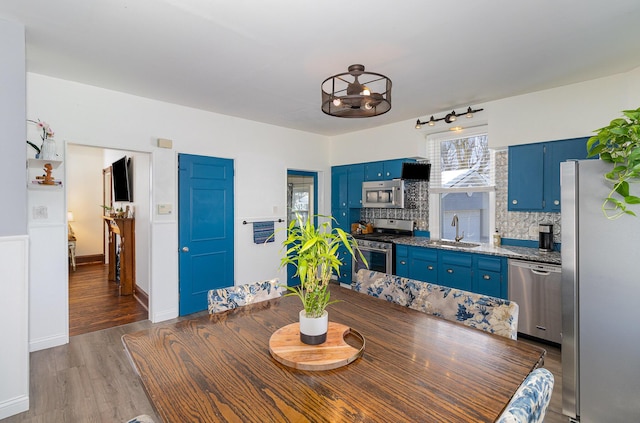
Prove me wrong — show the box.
[538,223,554,251]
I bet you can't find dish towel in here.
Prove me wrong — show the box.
[253,221,275,244]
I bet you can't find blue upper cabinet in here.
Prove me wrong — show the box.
[382,159,408,180]
[545,137,591,212]
[331,165,349,209]
[364,161,385,181]
[364,159,414,181]
[333,159,415,212]
[347,164,365,208]
[508,143,545,211]
[508,137,591,212]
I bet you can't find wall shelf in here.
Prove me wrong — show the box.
[27,158,63,189]
[27,158,62,169]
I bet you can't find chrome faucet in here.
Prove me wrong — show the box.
[451,214,464,242]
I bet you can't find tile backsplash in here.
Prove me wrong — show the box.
[495,150,562,243]
[360,181,429,229]
[358,150,562,243]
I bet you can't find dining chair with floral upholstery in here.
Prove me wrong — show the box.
[496,367,555,423]
[208,278,283,314]
[354,269,519,340]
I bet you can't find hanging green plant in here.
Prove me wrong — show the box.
[587,107,640,219]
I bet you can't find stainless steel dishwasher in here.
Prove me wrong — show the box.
[508,259,562,344]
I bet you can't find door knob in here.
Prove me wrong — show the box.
[181,246,189,252]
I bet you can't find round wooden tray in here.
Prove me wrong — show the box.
[269,322,365,371]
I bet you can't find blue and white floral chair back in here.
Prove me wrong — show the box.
[208,278,283,314]
[354,270,519,340]
[496,368,555,423]
[125,415,155,423]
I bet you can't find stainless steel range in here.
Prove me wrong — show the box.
[352,218,414,281]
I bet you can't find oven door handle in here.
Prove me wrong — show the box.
[358,247,390,254]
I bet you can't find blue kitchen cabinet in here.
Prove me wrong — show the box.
[347,163,364,208]
[364,159,415,181]
[508,137,591,212]
[336,245,352,283]
[508,143,545,211]
[331,165,349,209]
[545,137,591,212]
[474,255,507,299]
[394,246,509,299]
[438,251,473,291]
[364,161,385,181]
[331,208,350,231]
[382,159,408,180]
[408,246,438,283]
[395,245,409,278]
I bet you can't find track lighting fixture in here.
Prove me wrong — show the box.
[415,107,483,129]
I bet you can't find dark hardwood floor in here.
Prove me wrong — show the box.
[4,277,567,423]
[69,263,148,336]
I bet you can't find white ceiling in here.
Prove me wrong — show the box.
[3,0,640,137]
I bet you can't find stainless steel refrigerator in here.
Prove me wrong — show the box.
[561,159,640,422]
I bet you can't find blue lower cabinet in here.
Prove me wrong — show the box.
[395,245,409,277]
[439,251,473,291]
[336,245,352,283]
[393,246,508,299]
[408,247,438,283]
[474,255,508,299]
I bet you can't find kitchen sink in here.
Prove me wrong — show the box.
[427,239,480,249]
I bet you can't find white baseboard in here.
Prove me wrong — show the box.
[150,308,178,323]
[29,333,68,352]
[0,394,29,420]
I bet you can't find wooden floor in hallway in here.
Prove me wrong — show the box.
[69,263,148,336]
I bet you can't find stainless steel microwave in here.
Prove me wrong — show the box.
[362,180,405,208]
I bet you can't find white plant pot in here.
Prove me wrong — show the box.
[40,138,57,160]
[299,309,328,345]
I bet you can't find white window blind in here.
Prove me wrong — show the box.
[427,130,494,193]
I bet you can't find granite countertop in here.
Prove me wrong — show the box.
[393,237,562,265]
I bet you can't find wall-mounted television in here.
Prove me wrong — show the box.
[112,156,133,202]
[401,162,431,181]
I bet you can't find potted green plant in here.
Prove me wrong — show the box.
[587,107,640,219]
[278,213,366,345]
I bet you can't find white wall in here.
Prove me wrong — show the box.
[26,73,330,327]
[330,119,429,165]
[329,68,640,161]
[486,72,630,148]
[0,18,29,420]
[67,144,104,256]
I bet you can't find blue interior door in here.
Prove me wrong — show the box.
[179,154,234,315]
[286,171,317,286]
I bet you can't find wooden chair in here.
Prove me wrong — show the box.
[208,278,283,314]
[354,269,519,340]
[496,368,555,423]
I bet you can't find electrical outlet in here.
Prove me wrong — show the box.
[32,206,48,220]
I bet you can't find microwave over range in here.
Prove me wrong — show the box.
[362,180,405,208]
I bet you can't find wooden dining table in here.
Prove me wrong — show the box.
[122,284,546,422]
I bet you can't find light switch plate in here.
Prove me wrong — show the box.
[157,204,172,215]
[157,138,173,149]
